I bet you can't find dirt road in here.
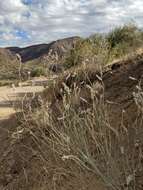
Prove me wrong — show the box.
[0,85,44,120]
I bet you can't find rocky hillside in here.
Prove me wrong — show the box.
[0,48,16,60]
[0,48,19,81]
[7,36,80,62]
[0,36,80,81]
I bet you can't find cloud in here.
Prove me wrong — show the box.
[0,0,143,47]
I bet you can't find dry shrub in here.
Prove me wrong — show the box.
[20,80,143,190]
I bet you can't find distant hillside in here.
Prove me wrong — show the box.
[0,48,19,80]
[1,24,143,81]
[7,36,80,62]
[0,48,16,60]
[0,36,80,81]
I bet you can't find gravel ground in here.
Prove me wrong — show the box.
[0,85,44,120]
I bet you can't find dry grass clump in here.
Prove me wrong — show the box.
[42,62,104,108]
[0,50,20,81]
[18,77,143,190]
[8,51,143,189]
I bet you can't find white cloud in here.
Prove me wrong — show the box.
[0,0,143,47]
[0,0,26,12]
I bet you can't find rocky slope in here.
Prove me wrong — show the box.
[7,36,80,62]
[0,36,80,80]
[0,48,19,80]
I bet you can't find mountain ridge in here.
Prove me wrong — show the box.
[6,36,80,62]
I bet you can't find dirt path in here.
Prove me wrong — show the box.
[0,85,45,121]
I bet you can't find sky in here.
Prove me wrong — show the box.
[0,0,143,47]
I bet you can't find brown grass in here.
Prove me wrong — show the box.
[0,42,143,190]
[19,79,143,190]
[6,52,142,190]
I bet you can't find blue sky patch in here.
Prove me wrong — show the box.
[22,0,34,5]
[15,29,30,40]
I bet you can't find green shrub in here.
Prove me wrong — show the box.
[107,24,143,58]
[64,39,92,69]
[64,24,143,69]
[31,67,46,77]
[108,24,141,47]
[64,36,110,69]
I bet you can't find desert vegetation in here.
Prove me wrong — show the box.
[21,83,143,190]
[64,24,143,70]
[0,24,143,190]
[1,24,143,83]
